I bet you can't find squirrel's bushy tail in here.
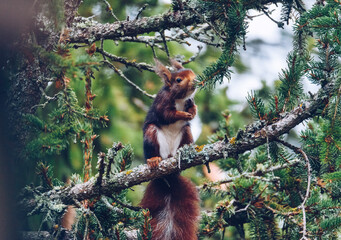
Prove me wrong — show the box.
[140,174,200,240]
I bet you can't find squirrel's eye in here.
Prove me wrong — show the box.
[176,78,182,83]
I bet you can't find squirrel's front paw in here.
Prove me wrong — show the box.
[187,104,197,117]
[183,112,194,120]
[147,157,162,168]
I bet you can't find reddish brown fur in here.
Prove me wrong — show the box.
[147,156,162,168]
[179,125,194,147]
[140,174,200,240]
[141,59,199,239]
[187,104,197,117]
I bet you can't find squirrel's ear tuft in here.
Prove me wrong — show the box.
[170,58,184,70]
[154,58,172,86]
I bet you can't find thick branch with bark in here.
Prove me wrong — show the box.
[64,0,83,27]
[19,80,334,214]
[68,0,283,44]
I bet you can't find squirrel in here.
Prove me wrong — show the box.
[140,59,200,240]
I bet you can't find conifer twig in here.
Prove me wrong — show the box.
[182,45,203,65]
[110,195,142,211]
[160,31,170,57]
[275,139,311,240]
[96,48,154,72]
[205,159,298,187]
[31,88,62,110]
[103,60,156,99]
[95,152,106,189]
[101,0,119,21]
[100,196,123,214]
[117,35,191,46]
[183,0,225,41]
[135,4,148,20]
[181,26,221,47]
[235,201,251,213]
[261,8,285,28]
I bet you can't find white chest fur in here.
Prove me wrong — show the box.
[157,99,187,159]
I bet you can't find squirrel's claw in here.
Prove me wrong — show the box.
[187,104,197,117]
[147,157,162,168]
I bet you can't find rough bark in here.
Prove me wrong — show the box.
[67,0,283,44]
[64,0,83,27]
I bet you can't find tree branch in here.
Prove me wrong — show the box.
[68,0,283,44]
[64,0,83,27]
[19,80,334,214]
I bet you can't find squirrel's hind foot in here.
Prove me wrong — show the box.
[147,157,162,168]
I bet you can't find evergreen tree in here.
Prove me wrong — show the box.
[1,0,340,239]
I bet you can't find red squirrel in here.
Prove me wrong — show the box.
[140,59,200,240]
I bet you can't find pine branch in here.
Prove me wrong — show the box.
[64,0,83,27]
[19,80,335,214]
[67,0,283,44]
[202,160,296,187]
[96,48,154,72]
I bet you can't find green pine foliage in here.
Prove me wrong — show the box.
[199,1,341,239]
[21,0,341,239]
[196,0,248,89]
[69,144,150,239]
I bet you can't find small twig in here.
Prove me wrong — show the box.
[203,160,293,188]
[294,0,306,12]
[221,227,226,240]
[298,147,311,240]
[106,157,114,178]
[117,35,191,46]
[266,135,271,162]
[181,26,222,47]
[183,1,225,41]
[106,142,123,178]
[275,139,311,240]
[330,84,341,131]
[73,198,103,234]
[97,48,154,72]
[182,45,203,65]
[150,44,157,58]
[89,208,103,232]
[246,12,265,20]
[72,44,88,49]
[110,195,142,211]
[96,152,106,189]
[36,162,53,189]
[31,88,62,110]
[261,8,284,28]
[100,39,106,60]
[103,60,156,99]
[235,201,251,213]
[264,204,299,217]
[135,4,148,20]
[160,31,170,58]
[101,0,119,21]
[83,216,89,240]
[205,162,211,173]
[101,196,123,214]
